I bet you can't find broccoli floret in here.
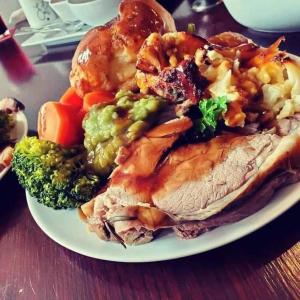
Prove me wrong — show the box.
[0,111,15,145]
[197,96,228,134]
[12,137,101,209]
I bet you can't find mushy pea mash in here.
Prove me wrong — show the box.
[83,90,165,175]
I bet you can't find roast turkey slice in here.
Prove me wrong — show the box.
[83,115,300,245]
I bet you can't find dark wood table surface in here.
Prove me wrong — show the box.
[0,1,299,299]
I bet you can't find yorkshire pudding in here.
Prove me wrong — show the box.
[70,0,176,97]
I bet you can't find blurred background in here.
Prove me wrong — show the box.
[0,1,19,24]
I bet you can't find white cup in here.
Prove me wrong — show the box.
[18,0,59,29]
[49,0,78,23]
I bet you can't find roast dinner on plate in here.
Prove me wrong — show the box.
[11,0,300,247]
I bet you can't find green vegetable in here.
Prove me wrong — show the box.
[197,96,228,134]
[83,90,164,176]
[0,111,15,145]
[12,137,101,209]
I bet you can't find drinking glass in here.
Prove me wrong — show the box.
[0,16,35,83]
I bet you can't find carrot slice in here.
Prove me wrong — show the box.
[83,91,115,112]
[248,36,285,67]
[38,102,83,147]
[60,87,83,110]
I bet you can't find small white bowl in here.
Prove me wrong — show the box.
[223,0,300,32]
[67,0,120,27]
[49,0,78,23]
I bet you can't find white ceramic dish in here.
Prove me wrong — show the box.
[223,0,300,32]
[18,0,59,29]
[20,24,90,48]
[68,0,119,27]
[49,0,78,23]
[0,111,28,180]
[26,182,300,262]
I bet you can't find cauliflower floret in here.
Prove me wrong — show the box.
[203,60,231,82]
[277,99,294,119]
[209,69,232,98]
[206,49,224,62]
[285,61,300,97]
[204,60,238,100]
[256,62,285,84]
[277,95,300,119]
[258,58,300,120]
[262,81,291,111]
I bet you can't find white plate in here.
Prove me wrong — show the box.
[25,53,300,262]
[0,111,28,180]
[19,24,91,48]
[26,182,300,263]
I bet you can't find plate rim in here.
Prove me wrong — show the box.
[26,187,300,263]
[24,52,300,263]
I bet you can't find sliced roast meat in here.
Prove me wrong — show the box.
[84,117,192,245]
[109,116,192,205]
[82,116,300,245]
[174,169,300,238]
[88,204,155,246]
[88,200,174,245]
[152,132,285,220]
[275,113,300,136]
[152,114,300,221]
[151,58,208,105]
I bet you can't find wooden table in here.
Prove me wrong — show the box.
[0,2,299,299]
